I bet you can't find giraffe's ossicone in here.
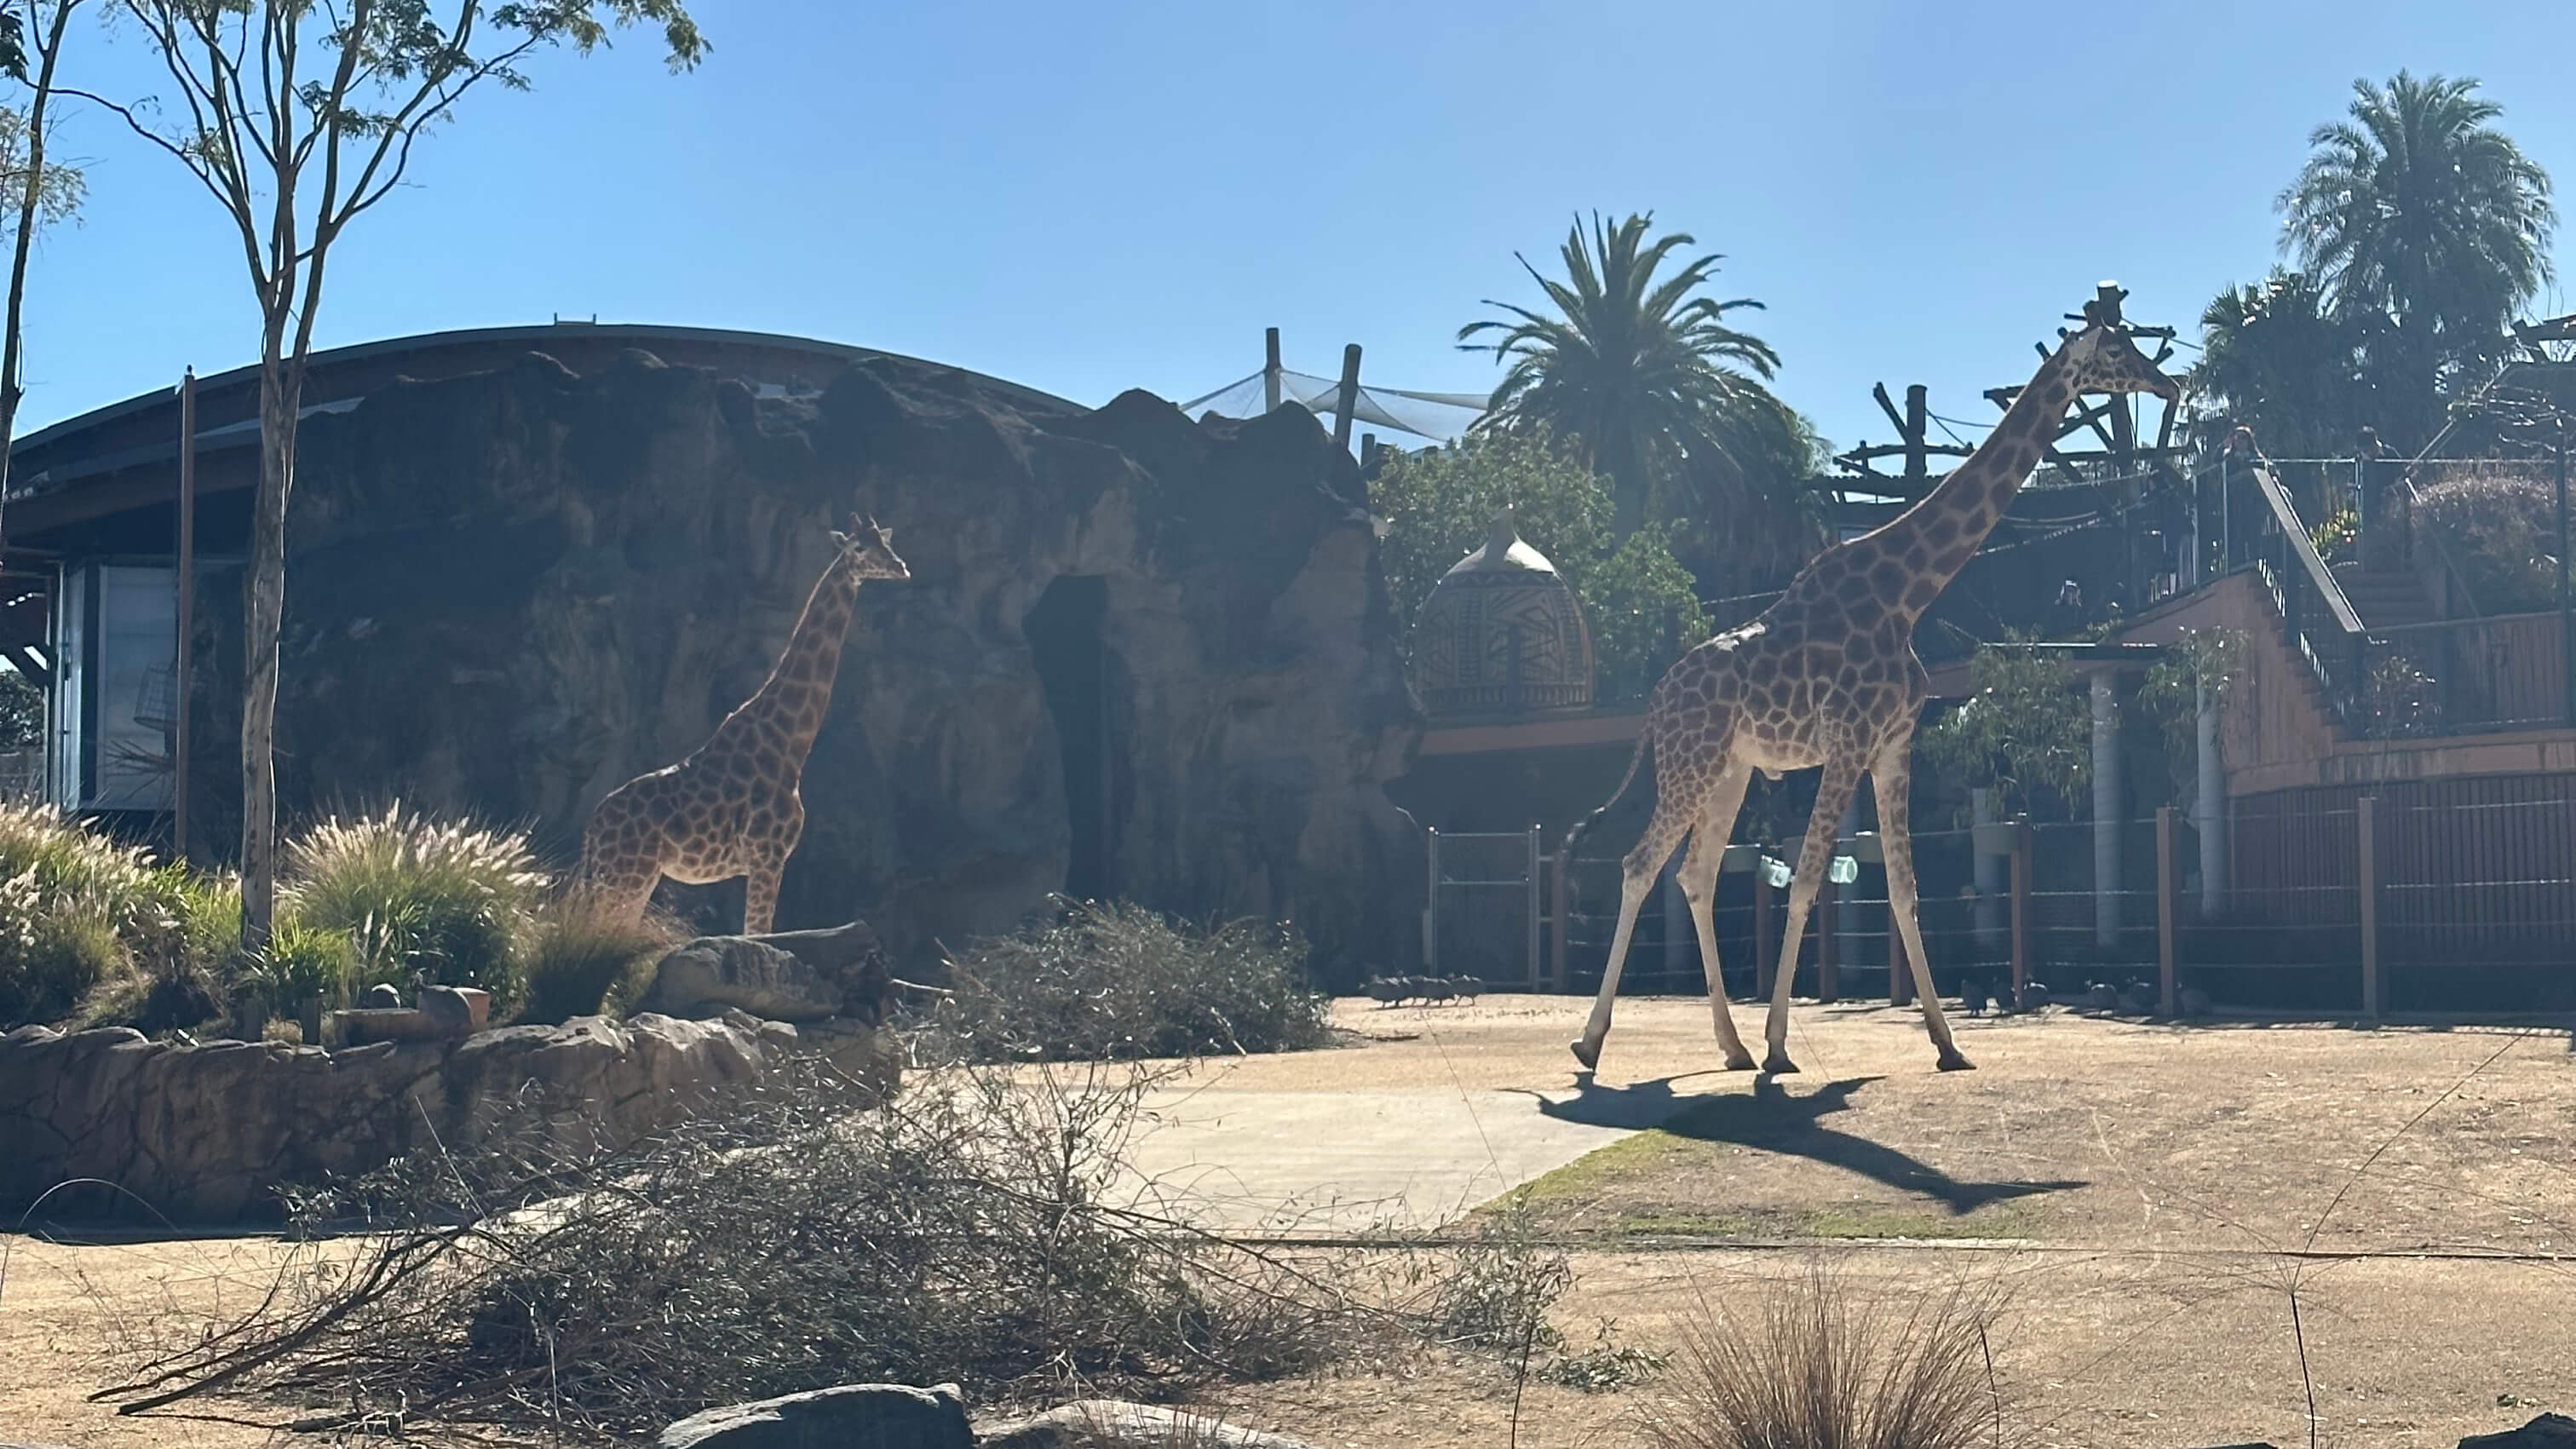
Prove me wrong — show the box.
[1561,310,2182,1076]
[574,514,910,935]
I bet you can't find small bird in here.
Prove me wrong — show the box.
[2083,981,2119,1012]
[1366,976,1405,1006]
[2178,985,2213,1018]
[1446,976,1486,1003]
[1958,976,1992,1018]
[2023,981,2054,1009]
[2115,980,2154,1016]
[1419,977,1457,1003]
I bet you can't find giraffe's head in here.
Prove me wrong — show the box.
[2058,306,2182,404]
[831,514,911,582]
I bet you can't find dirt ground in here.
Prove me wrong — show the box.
[4,996,2573,1448]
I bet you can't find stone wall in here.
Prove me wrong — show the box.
[0,1013,773,1223]
[176,351,1425,984]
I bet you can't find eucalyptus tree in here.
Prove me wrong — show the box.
[81,0,706,943]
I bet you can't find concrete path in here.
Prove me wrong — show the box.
[1120,1085,1634,1231]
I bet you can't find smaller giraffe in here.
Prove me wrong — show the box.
[576,515,909,934]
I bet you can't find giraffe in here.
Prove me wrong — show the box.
[1563,306,2181,1075]
[575,514,910,935]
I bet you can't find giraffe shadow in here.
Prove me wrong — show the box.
[1522,1074,2084,1216]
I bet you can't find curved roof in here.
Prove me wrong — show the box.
[9,321,1083,497]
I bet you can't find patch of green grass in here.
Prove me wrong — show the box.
[1495,1095,2052,1245]
[1617,1202,2042,1242]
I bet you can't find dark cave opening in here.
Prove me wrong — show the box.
[1022,575,1120,902]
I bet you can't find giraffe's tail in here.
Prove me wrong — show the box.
[1558,721,1655,911]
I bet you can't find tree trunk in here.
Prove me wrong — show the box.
[0,0,73,546]
[239,342,296,948]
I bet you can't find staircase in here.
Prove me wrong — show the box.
[2331,562,2437,629]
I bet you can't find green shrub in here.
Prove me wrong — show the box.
[2414,473,2562,614]
[282,803,545,1009]
[923,899,1331,1063]
[236,921,362,1016]
[0,803,176,1026]
[516,896,681,1026]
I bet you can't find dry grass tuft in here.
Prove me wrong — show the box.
[1641,1259,2012,1449]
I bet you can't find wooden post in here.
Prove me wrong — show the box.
[1816,869,1840,1003]
[2358,796,2381,1020]
[1549,847,1568,992]
[298,992,324,1048]
[2010,817,2033,1010]
[1754,865,1776,1000]
[1903,382,1929,489]
[1887,880,1911,1006]
[1525,823,1543,989]
[1331,343,1362,457]
[2155,805,2178,1016]
[1423,826,1441,977]
[1262,327,1282,413]
[173,370,198,865]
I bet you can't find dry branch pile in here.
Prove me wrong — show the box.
[93,1061,1551,1441]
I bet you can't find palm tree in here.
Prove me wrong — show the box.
[1459,212,1811,548]
[2190,269,2365,461]
[2280,71,2555,449]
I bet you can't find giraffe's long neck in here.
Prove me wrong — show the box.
[735,554,863,762]
[1868,343,2081,620]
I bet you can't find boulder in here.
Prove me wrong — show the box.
[977,1401,1318,1449]
[418,985,491,1035]
[181,348,1423,987]
[658,1382,971,1449]
[2462,1415,2576,1449]
[644,937,846,1022]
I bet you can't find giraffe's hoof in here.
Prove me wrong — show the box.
[1570,1038,1601,1072]
[1936,1049,1977,1072]
[1761,1049,1799,1075]
[1722,1052,1758,1072]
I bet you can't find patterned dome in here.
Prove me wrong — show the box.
[1411,508,1596,717]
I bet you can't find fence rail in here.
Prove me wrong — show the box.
[1430,792,2576,1015]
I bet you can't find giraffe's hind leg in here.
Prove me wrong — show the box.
[1678,762,1757,1071]
[1762,753,1866,1074]
[1573,791,1695,1072]
[1872,737,1972,1071]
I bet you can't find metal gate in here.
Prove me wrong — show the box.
[1423,827,1544,986]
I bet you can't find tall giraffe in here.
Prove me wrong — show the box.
[1564,307,2180,1074]
[576,515,910,934]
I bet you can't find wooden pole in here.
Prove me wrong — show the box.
[2358,796,2381,1021]
[2155,805,2178,1016]
[1903,383,1929,488]
[2010,817,2033,1010]
[1754,865,1776,1000]
[1525,823,1543,989]
[1887,876,1911,1006]
[173,370,197,865]
[1331,344,1362,457]
[1263,327,1282,414]
[1550,847,1568,992]
[1423,826,1441,977]
[1816,868,1840,1003]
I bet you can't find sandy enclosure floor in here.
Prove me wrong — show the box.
[5,996,2573,1448]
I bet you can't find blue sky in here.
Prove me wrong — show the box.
[23,0,2576,459]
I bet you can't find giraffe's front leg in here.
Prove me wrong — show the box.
[1762,756,1865,1074]
[1573,796,1692,1072]
[1872,738,1973,1072]
[741,800,805,937]
[1678,763,1757,1071]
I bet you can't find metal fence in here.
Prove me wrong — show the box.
[1446,792,2576,1014]
[1423,828,1544,986]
